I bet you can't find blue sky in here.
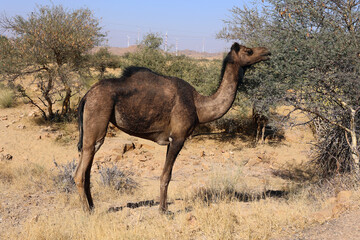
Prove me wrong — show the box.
[1,0,248,52]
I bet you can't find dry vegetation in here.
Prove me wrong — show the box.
[1,99,360,240]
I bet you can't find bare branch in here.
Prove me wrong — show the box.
[294,106,352,133]
[18,87,47,120]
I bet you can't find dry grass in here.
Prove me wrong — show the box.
[0,87,15,108]
[0,159,331,240]
[10,186,317,240]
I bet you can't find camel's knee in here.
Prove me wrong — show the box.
[74,165,86,187]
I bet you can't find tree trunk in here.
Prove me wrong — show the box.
[58,66,71,116]
[349,109,360,174]
[61,86,71,115]
[43,69,54,119]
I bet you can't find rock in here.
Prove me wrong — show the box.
[312,191,353,222]
[1,154,13,161]
[141,144,155,150]
[28,111,38,117]
[245,158,262,166]
[336,190,352,203]
[200,151,205,157]
[106,131,116,137]
[17,125,26,129]
[222,152,232,159]
[122,141,135,154]
[134,142,143,149]
[55,133,63,140]
[193,160,201,166]
[186,213,197,222]
[1,116,8,121]
[40,126,57,132]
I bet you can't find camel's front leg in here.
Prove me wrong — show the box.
[159,138,184,212]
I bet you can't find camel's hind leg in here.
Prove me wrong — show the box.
[74,100,113,212]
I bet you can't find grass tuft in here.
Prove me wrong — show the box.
[0,87,15,108]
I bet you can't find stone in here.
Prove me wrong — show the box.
[1,154,13,161]
[122,142,135,154]
[134,142,143,149]
[40,126,57,132]
[336,191,352,204]
[245,158,262,166]
[28,111,38,117]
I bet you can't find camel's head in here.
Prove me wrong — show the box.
[229,42,271,67]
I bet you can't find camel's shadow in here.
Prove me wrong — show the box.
[108,199,160,213]
[107,189,288,213]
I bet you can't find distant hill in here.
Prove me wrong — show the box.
[92,45,224,59]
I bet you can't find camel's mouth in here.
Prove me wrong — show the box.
[261,51,272,60]
[261,51,272,57]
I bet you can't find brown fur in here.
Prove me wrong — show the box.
[74,42,271,212]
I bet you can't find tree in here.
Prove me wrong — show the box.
[90,47,121,80]
[141,32,163,50]
[219,0,360,175]
[0,5,105,120]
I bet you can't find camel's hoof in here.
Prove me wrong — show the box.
[159,208,174,218]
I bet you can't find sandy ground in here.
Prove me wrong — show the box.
[1,103,360,239]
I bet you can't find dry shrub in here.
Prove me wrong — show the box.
[53,158,77,193]
[98,165,138,193]
[0,87,15,108]
[312,119,359,178]
[0,162,14,184]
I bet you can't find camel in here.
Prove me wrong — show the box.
[74,42,271,212]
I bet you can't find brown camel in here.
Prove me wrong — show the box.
[74,42,271,212]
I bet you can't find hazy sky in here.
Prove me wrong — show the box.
[1,0,248,52]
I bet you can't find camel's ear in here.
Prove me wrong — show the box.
[231,42,241,53]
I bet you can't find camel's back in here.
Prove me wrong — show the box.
[105,67,197,106]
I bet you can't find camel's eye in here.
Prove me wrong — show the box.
[247,49,253,55]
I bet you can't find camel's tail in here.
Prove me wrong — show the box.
[77,96,86,152]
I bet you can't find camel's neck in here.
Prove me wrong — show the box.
[194,62,244,124]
